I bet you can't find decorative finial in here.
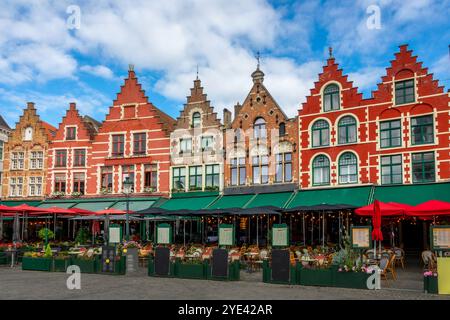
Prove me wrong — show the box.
[255,51,261,69]
[328,47,333,59]
[129,64,134,72]
[196,64,199,80]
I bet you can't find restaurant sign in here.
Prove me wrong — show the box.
[219,224,234,246]
[157,223,172,245]
[430,225,450,250]
[272,224,289,247]
[351,226,372,249]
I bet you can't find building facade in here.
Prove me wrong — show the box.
[0,116,12,199]
[224,66,299,192]
[298,45,450,189]
[1,103,56,200]
[87,67,175,196]
[170,78,224,194]
[46,103,100,197]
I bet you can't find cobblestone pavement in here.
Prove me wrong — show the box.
[0,266,448,300]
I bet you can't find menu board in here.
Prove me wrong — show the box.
[272,224,288,247]
[108,225,122,244]
[157,223,172,245]
[431,226,450,250]
[351,226,371,249]
[219,224,234,246]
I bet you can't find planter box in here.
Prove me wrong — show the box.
[204,260,240,281]
[0,252,9,265]
[114,256,126,275]
[262,260,297,285]
[22,257,52,272]
[334,271,371,289]
[148,257,176,277]
[53,258,69,272]
[175,259,207,279]
[70,257,98,274]
[424,276,438,294]
[298,267,334,287]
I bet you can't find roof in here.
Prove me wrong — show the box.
[40,121,57,139]
[82,115,101,139]
[0,115,11,130]
[153,105,176,133]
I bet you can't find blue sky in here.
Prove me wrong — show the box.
[0,0,449,128]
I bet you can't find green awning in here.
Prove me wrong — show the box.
[38,202,77,209]
[208,194,255,209]
[160,196,218,210]
[373,182,450,205]
[0,201,42,207]
[110,200,156,211]
[73,201,116,211]
[245,192,293,209]
[171,191,219,198]
[286,186,372,208]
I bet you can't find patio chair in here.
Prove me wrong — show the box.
[394,248,406,269]
[379,256,390,282]
[421,250,436,270]
[387,254,397,280]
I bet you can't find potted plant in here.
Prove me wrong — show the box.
[424,270,438,294]
[71,191,82,198]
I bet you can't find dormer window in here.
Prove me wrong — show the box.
[192,112,201,128]
[66,127,76,140]
[323,84,340,112]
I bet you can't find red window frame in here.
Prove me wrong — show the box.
[133,132,146,155]
[73,149,86,167]
[144,164,157,188]
[54,174,66,193]
[101,167,113,191]
[112,135,125,157]
[66,127,76,140]
[73,173,85,194]
[55,150,67,167]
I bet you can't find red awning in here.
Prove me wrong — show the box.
[406,200,450,216]
[96,209,133,215]
[355,201,406,216]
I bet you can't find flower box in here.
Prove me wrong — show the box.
[205,260,241,281]
[114,256,127,275]
[334,271,371,289]
[262,260,298,285]
[0,252,9,265]
[424,276,438,294]
[70,256,98,274]
[298,266,334,287]
[53,258,69,272]
[174,259,207,279]
[148,256,176,277]
[22,257,53,272]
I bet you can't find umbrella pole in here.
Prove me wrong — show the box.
[0,213,2,241]
[322,211,325,248]
[248,216,251,245]
[183,220,186,247]
[256,215,259,248]
[302,213,305,246]
[311,213,314,245]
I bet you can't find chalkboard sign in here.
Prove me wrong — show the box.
[108,225,122,244]
[271,249,290,282]
[351,226,372,249]
[157,223,172,245]
[154,247,170,276]
[430,225,450,250]
[211,248,228,278]
[125,248,139,274]
[219,224,234,246]
[272,224,289,247]
[101,246,116,273]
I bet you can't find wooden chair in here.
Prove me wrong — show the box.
[387,254,397,280]
[379,256,390,282]
[421,251,436,271]
[394,248,406,269]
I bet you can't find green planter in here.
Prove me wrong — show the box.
[148,257,176,277]
[22,257,53,272]
[205,260,240,281]
[0,252,9,265]
[262,260,297,285]
[114,256,126,275]
[424,276,438,294]
[298,266,334,287]
[70,256,98,274]
[53,258,69,272]
[334,271,371,289]
[175,259,207,279]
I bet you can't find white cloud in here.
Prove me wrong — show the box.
[348,66,386,97]
[80,65,114,79]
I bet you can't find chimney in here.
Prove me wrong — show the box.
[69,102,76,111]
[234,103,242,117]
[27,102,35,109]
[223,108,231,127]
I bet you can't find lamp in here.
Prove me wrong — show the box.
[122,176,133,241]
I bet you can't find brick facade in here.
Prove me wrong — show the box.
[299,45,450,189]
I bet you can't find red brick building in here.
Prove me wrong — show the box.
[299,45,450,189]
[88,67,175,196]
[46,103,100,196]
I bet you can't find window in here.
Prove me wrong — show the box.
[312,155,330,186]
[133,132,146,155]
[30,151,43,170]
[29,177,42,196]
[231,157,246,186]
[279,123,286,137]
[412,152,435,183]
[252,155,269,184]
[205,164,220,189]
[381,155,402,185]
[201,136,214,151]
[66,127,76,140]
[380,120,401,148]
[172,167,186,191]
[54,174,66,193]
[395,79,415,105]
[275,153,292,183]
[55,150,67,167]
[411,115,433,145]
[254,118,266,139]
[338,116,357,144]
[112,134,125,157]
[0,141,3,161]
[189,166,202,190]
[323,84,340,111]
[73,173,85,194]
[339,152,358,184]
[11,152,25,170]
[101,167,113,192]
[180,138,192,154]
[73,149,86,167]
[312,120,330,147]
[192,112,201,128]
[121,165,135,192]
[9,177,23,197]
[144,164,158,190]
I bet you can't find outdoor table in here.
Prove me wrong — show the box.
[244,253,259,273]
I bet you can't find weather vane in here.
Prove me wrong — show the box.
[329,47,333,58]
[196,64,199,80]
[255,51,261,69]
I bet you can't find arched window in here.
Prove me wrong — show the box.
[254,117,266,139]
[323,84,340,111]
[339,152,358,184]
[338,116,357,144]
[312,155,330,186]
[279,122,286,137]
[192,112,201,128]
[312,120,329,147]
